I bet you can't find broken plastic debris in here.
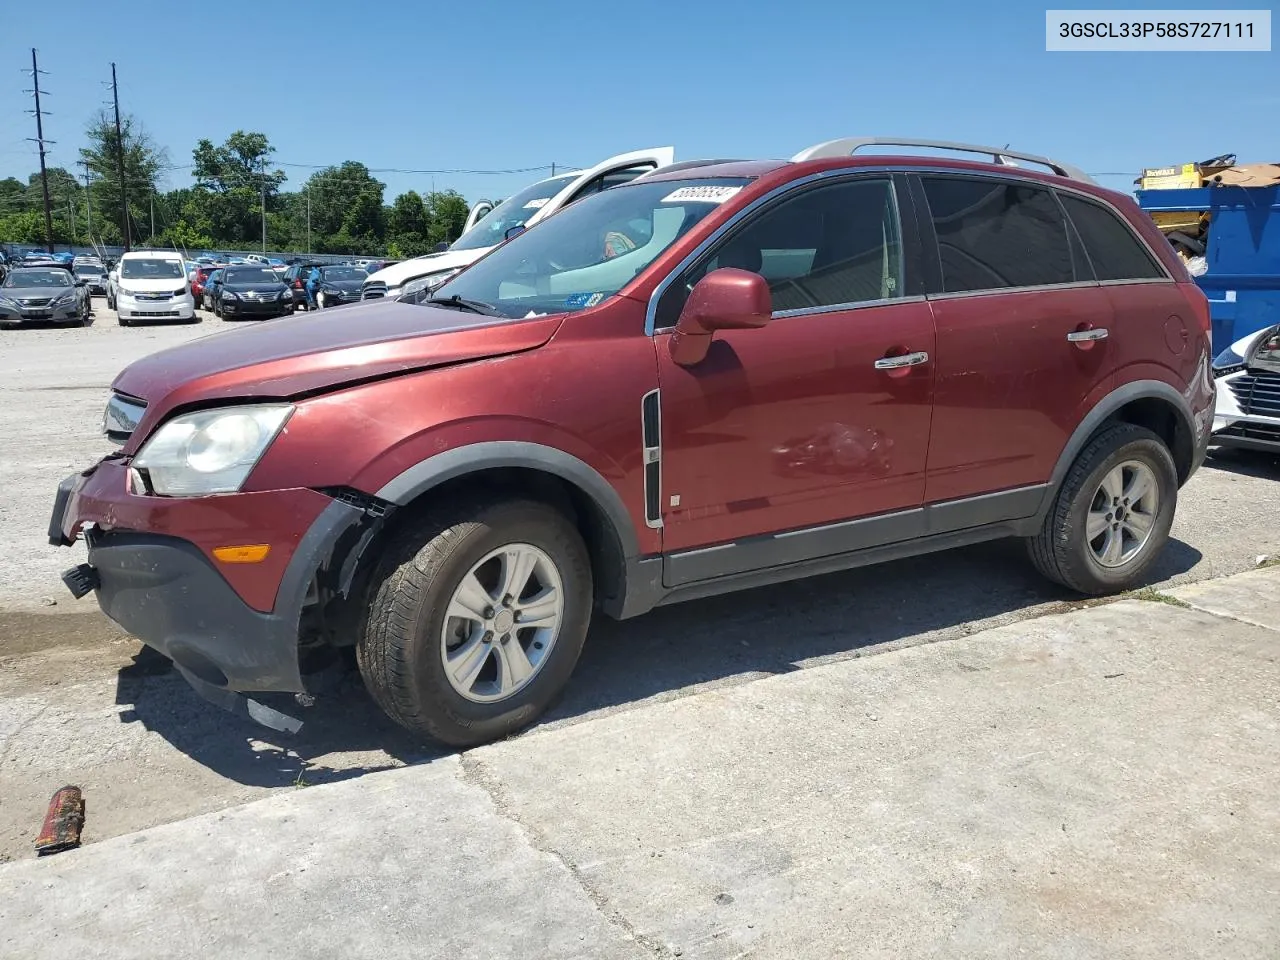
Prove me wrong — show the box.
[35,786,85,855]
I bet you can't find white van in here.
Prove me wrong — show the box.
[361,147,676,301]
[111,251,197,326]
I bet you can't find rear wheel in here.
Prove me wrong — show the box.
[1028,423,1177,594]
[357,499,593,747]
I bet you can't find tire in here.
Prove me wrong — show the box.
[1027,423,1177,594]
[357,499,593,747]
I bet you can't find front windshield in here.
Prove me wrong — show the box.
[4,269,71,288]
[321,266,367,282]
[224,266,279,284]
[74,264,104,276]
[424,177,751,319]
[448,175,577,251]
[121,258,185,280]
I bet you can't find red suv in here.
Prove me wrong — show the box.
[50,138,1214,746]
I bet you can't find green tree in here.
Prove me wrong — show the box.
[302,162,385,253]
[79,110,165,246]
[387,190,432,257]
[191,132,287,245]
[425,190,470,247]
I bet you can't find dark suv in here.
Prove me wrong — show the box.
[51,138,1214,746]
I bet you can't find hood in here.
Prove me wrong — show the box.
[224,281,289,293]
[2,283,74,299]
[321,278,364,293]
[364,248,485,289]
[112,299,563,446]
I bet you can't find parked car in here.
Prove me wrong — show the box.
[281,262,326,308]
[211,264,294,319]
[73,260,109,296]
[0,266,90,327]
[51,137,1214,748]
[190,265,219,306]
[200,268,224,311]
[112,251,196,326]
[1211,323,1280,449]
[310,265,369,308]
[361,147,677,301]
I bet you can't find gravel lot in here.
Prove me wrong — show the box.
[2,297,1280,861]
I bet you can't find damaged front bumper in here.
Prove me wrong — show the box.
[50,458,381,731]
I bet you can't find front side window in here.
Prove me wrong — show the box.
[421,177,751,319]
[1058,194,1165,281]
[656,177,904,327]
[922,177,1076,292]
[448,175,577,251]
[120,258,185,280]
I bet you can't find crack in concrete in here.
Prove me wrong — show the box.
[456,751,670,958]
[1177,600,1280,635]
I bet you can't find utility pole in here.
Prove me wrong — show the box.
[80,161,92,241]
[25,49,56,254]
[306,188,311,255]
[551,161,556,177]
[261,183,267,253]
[149,193,155,241]
[110,63,129,252]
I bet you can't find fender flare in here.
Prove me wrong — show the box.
[375,441,640,561]
[1044,379,1196,506]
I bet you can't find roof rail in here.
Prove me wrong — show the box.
[791,137,1095,184]
[636,159,747,178]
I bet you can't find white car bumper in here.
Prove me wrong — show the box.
[117,293,196,321]
[1212,367,1280,449]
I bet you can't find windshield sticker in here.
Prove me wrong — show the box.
[565,292,607,309]
[523,198,550,210]
[661,185,742,204]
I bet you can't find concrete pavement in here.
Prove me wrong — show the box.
[3,568,1279,959]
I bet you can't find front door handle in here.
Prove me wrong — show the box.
[1067,328,1109,343]
[874,351,930,370]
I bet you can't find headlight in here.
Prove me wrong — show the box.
[53,291,76,305]
[278,289,291,299]
[401,270,459,301]
[118,286,138,297]
[222,291,240,301]
[0,295,19,308]
[174,286,188,297]
[133,405,294,496]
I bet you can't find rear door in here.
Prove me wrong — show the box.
[915,174,1117,515]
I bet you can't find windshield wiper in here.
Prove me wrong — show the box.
[424,294,500,317]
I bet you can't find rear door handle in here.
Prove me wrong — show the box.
[1067,328,1108,342]
[874,351,930,370]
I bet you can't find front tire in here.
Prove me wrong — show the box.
[357,499,593,747]
[1028,423,1177,594]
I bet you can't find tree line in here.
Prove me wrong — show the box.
[0,113,475,258]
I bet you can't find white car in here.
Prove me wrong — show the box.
[111,250,197,326]
[1212,323,1280,450]
[361,147,675,301]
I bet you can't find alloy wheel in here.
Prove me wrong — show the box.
[1087,460,1159,568]
[439,543,564,703]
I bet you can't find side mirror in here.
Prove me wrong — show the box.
[504,225,526,241]
[433,241,449,253]
[669,268,771,367]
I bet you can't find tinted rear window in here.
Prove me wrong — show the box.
[922,177,1076,292]
[1059,194,1166,282]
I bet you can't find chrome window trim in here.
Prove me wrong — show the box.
[1097,277,1177,287]
[645,169,902,335]
[926,280,1099,302]
[770,294,926,320]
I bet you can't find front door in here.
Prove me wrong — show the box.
[652,176,936,586]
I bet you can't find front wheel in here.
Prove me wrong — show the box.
[1027,423,1177,594]
[357,499,593,747]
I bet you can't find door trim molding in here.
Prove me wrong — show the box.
[663,483,1047,588]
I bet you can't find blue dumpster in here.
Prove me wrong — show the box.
[1136,185,1280,355]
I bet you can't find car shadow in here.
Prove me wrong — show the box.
[114,532,1204,787]
[1204,446,1280,478]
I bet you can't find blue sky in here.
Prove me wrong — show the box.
[1,0,1275,204]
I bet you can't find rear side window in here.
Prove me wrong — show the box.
[1059,194,1166,281]
[921,177,1076,292]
